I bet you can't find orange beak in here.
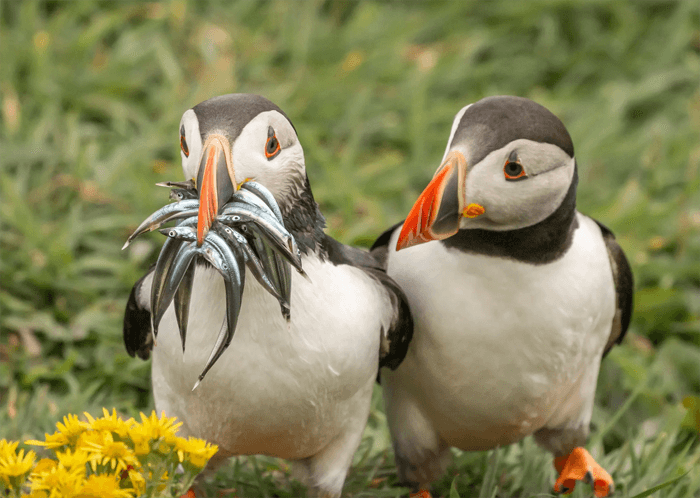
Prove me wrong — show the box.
[396,150,483,251]
[196,134,235,246]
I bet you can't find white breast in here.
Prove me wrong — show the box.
[147,254,387,460]
[383,213,615,450]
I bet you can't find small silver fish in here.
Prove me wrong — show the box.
[131,179,305,387]
[150,236,185,339]
[123,199,199,249]
[231,189,281,224]
[215,223,288,309]
[169,188,198,202]
[156,180,196,190]
[173,262,195,353]
[240,181,284,224]
[153,241,201,337]
[196,236,245,384]
[159,225,198,242]
[218,204,303,273]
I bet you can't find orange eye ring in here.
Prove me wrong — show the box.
[265,134,281,159]
[180,135,189,157]
[504,160,526,181]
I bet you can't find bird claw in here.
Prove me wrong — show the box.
[409,490,433,498]
[179,487,196,498]
[553,447,613,497]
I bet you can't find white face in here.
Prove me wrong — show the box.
[452,138,576,231]
[179,109,202,182]
[178,109,306,204]
[230,111,306,201]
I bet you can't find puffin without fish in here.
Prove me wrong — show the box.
[123,94,413,497]
[372,96,633,498]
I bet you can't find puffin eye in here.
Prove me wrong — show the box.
[504,161,526,181]
[265,126,281,159]
[180,126,189,157]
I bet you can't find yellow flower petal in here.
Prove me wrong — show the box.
[0,442,36,488]
[175,436,218,469]
[29,463,85,494]
[75,474,135,498]
[83,431,139,475]
[84,408,134,438]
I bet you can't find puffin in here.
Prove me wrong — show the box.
[371,96,633,498]
[123,94,413,497]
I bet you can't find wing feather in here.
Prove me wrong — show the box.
[593,219,634,357]
[123,265,155,360]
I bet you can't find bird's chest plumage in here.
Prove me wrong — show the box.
[384,214,615,449]
[149,255,382,459]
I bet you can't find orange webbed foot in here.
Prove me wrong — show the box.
[553,447,613,497]
[180,489,196,498]
[409,490,433,498]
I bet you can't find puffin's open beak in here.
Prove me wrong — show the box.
[396,150,483,251]
[196,134,236,246]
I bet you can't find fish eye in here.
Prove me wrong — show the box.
[169,230,176,237]
[233,215,240,221]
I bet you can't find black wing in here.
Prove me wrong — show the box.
[369,221,403,268]
[123,265,155,360]
[321,232,413,371]
[593,219,634,357]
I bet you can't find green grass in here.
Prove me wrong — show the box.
[1,0,700,496]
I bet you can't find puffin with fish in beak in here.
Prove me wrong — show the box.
[123,94,413,497]
[372,96,633,498]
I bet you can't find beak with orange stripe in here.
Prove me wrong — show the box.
[194,134,236,246]
[396,150,485,251]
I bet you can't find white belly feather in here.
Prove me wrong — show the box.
[146,255,385,460]
[383,213,615,450]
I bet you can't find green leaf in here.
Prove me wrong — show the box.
[449,476,461,498]
[628,471,690,498]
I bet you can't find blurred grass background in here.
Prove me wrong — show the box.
[1,1,700,496]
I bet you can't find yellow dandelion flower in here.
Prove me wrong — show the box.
[83,431,139,474]
[126,425,151,456]
[0,439,16,454]
[55,448,90,471]
[75,474,135,498]
[175,437,218,468]
[29,463,84,495]
[138,411,182,443]
[0,439,19,464]
[75,429,102,453]
[0,444,36,487]
[26,414,88,450]
[84,408,134,438]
